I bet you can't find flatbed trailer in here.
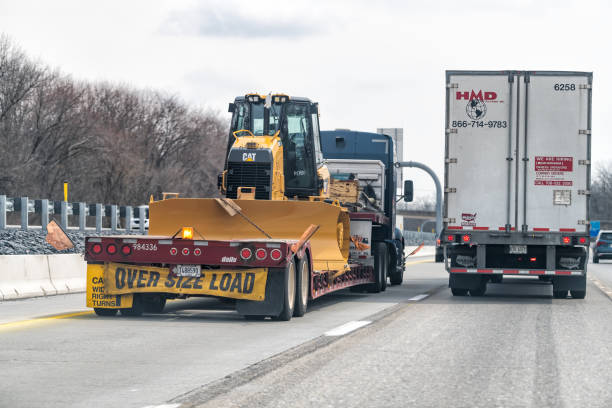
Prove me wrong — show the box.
[85,210,388,320]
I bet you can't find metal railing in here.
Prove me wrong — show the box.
[0,195,149,234]
[403,230,436,245]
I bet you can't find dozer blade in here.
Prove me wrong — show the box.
[149,198,350,272]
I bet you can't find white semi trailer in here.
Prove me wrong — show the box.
[443,70,592,298]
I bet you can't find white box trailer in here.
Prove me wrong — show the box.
[443,70,592,299]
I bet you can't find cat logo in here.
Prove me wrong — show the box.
[242,152,257,162]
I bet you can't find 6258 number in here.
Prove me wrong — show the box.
[554,83,575,91]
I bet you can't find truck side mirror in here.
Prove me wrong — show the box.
[403,180,414,202]
[228,103,236,113]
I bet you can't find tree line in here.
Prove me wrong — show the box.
[0,35,227,206]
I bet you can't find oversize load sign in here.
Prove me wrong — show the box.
[103,262,267,301]
[86,264,133,308]
[534,156,573,186]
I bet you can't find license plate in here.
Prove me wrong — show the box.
[172,264,201,277]
[509,245,527,254]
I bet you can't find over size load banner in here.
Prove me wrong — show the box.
[101,262,268,301]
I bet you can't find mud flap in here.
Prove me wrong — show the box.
[552,274,586,291]
[236,269,284,316]
[449,273,485,290]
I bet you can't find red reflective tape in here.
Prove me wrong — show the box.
[529,270,544,275]
[533,228,549,232]
[503,269,519,274]
[473,227,489,230]
[498,227,516,231]
[451,268,467,273]
[556,270,571,275]
[477,269,492,273]
[448,226,463,230]
[560,228,576,232]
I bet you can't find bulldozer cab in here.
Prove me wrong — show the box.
[227,94,324,198]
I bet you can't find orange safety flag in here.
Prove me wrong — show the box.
[46,220,74,250]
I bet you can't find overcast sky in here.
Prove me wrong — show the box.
[1,0,610,199]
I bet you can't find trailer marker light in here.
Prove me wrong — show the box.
[562,236,571,244]
[106,244,117,255]
[255,248,267,260]
[579,237,587,244]
[240,248,252,260]
[182,248,190,256]
[270,248,282,261]
[182,227,194,240]
[92,244,102,254]
[530,257,536,262]
[462,234,471,243]
[447,235,455,242]
[194,248,202,256]
[121,245,131,255]
[170,247,178,256]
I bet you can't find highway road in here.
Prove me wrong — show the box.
[2,255,612,408]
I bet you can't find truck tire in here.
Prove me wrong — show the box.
[120,294,145,317]
[570,290,586,299]
[381,246,388,292]
[94,308,118,316]
[367,243,387,293]
[293,256,309,317]
[451,288,468,296]
[469,284,487,297]
[273,258,296,321]
[143,295,166,313]
[553,290,568,299]
[389,266,403,285]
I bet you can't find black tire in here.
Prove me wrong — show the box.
[451,288,469,296]
[143,295,166,313]
[272,258,296,321]
[367,243,387,293]
[570,290,586,299]
[490,275,503,284]
[469,285,487,297]
[244,315,266,321]
[120,294,145,317]
[553,290,568,299]
[389,266,403,285]
[94,308,118,316]
[381,247,388,292]
[293,256,309,317]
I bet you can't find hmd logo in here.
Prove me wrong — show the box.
[456,90,497,101]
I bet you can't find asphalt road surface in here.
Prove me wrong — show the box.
[2,255,612,408]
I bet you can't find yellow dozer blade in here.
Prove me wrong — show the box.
[149,198,350,272]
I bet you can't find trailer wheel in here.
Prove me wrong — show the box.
[553,290,568,299]
[272,258,296,321]
[367,243,387,293]
[389,266,404,285]
[293,257,309,317]
[570,290,586,299]
[94,308,118,316]
[469,285,487,297]
[143,295,166,313]
[120,294,145,317]
[451,288,468,296]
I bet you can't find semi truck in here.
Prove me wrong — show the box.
[85,94,409,320]
[443,70,592,298]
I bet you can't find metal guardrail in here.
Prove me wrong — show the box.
[0,194,149,234]
[403,230,436,245]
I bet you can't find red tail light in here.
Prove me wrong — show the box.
[194,248,202,256]
[270,248,282,261]
[447,235,455,242]
[597,241,604,247]
[579,237,587,244]
[240,248,252,260]
[255,248,267,260]
[530,257,536,262]
[170,247,178,256]
[462,234,471,243]
[182,248,190,256]
[106,244,117,255]
[121,245,131,255]
[92,244,102,254]
[562,236,571,245]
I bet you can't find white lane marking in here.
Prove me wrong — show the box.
[408,294,429,302]
[325,320,371,337]
[141,404,181,408]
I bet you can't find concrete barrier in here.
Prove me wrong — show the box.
[0,254,85,300]
[48,254,86,294]
[0,255,58,300]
